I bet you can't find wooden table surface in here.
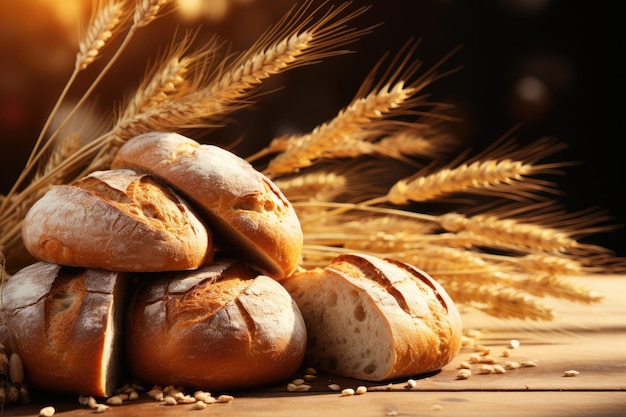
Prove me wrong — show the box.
[2,275,625,417]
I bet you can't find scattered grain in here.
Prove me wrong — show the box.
[39,406,55,417]
[493,364,506,374]
[216,394,234,403]
[509,339,521,349]
[478,365,494,374]
[328,384,341,391]
[341,388,355,396]
[404,379,417,389]
[563,370,579,377]
[106,395,123,405]
[456,369,471,380]
[431,404,444,411]
[355,386,367,395]
[520,360,538,367]
[192,401,207,410]
[162,395,177,405]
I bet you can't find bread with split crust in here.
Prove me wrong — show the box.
[21,169,212,272]
[125,260,307,391]
[111,132,302,279]
[0,262,130,397]
[281,253,462,381]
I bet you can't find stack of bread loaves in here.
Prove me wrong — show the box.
[0,132,462,399]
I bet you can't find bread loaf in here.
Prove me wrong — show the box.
[0,262,130,397]
[281,253,462,381]
[111,132,303,279]
[125,260,307,391]
[21,169,212,272]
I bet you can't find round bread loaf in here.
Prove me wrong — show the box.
[0,262,130,397]
[125,260,307,391]
[111,132,303,279]
[21,169,212,272]
[281,253,463,381]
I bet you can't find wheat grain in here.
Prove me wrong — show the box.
[274,171,346,202]
[517,274,603,303]
[438,212,578,252]
[515,253,584,275]
[265,81,415,175]
[260,40,461,175]
[385,159,535,204]
[76,0,125,70]
[106,1,370,149]
[134,0,171,28]
[447,282,555,320]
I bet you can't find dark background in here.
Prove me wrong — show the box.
[1,0,623,257]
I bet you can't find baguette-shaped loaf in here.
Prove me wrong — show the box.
[125,260,307,391]
[111,132,303,279]
[21,169,212,272]
[282,253,462,381]
[0,262,130,397]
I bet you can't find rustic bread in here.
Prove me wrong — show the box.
[0,262,130,397]
[111,132,303,279]
[21,169,212,272]
[281,253,462,381]
[125,260,307,391]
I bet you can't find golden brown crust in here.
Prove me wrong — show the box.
[0,262,130,397]
[111,132,303,278]
[21,169,212,272]
[282,253,462,381]
[125,260,307,391]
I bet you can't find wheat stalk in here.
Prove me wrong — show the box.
[274,171,347,202]
[1,0,624,322]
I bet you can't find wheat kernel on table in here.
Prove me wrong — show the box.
[341,388,355,396]
[192,400,207,410]
[493,364,506,374]
[162,395,178,405]
[105,395,123,405]
[456,369,472,380]
[509,339,521,349]
[404,379,417,389]
[217,394,235,403]
[328,384,341,391]
[563,369,580,377]
[478,364,494,374]
[355,386,367,395]
[39,406,55,417]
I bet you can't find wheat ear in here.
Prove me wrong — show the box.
[0,0,126,215]
[260,43,460,175]
[73,0,371,173]
[447,282,555,321]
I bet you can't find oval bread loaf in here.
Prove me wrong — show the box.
[21,169,212,272]
[282,253,462,381]
[111,132,303,279]
[125,260,307,391]
[0,262,130,397]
